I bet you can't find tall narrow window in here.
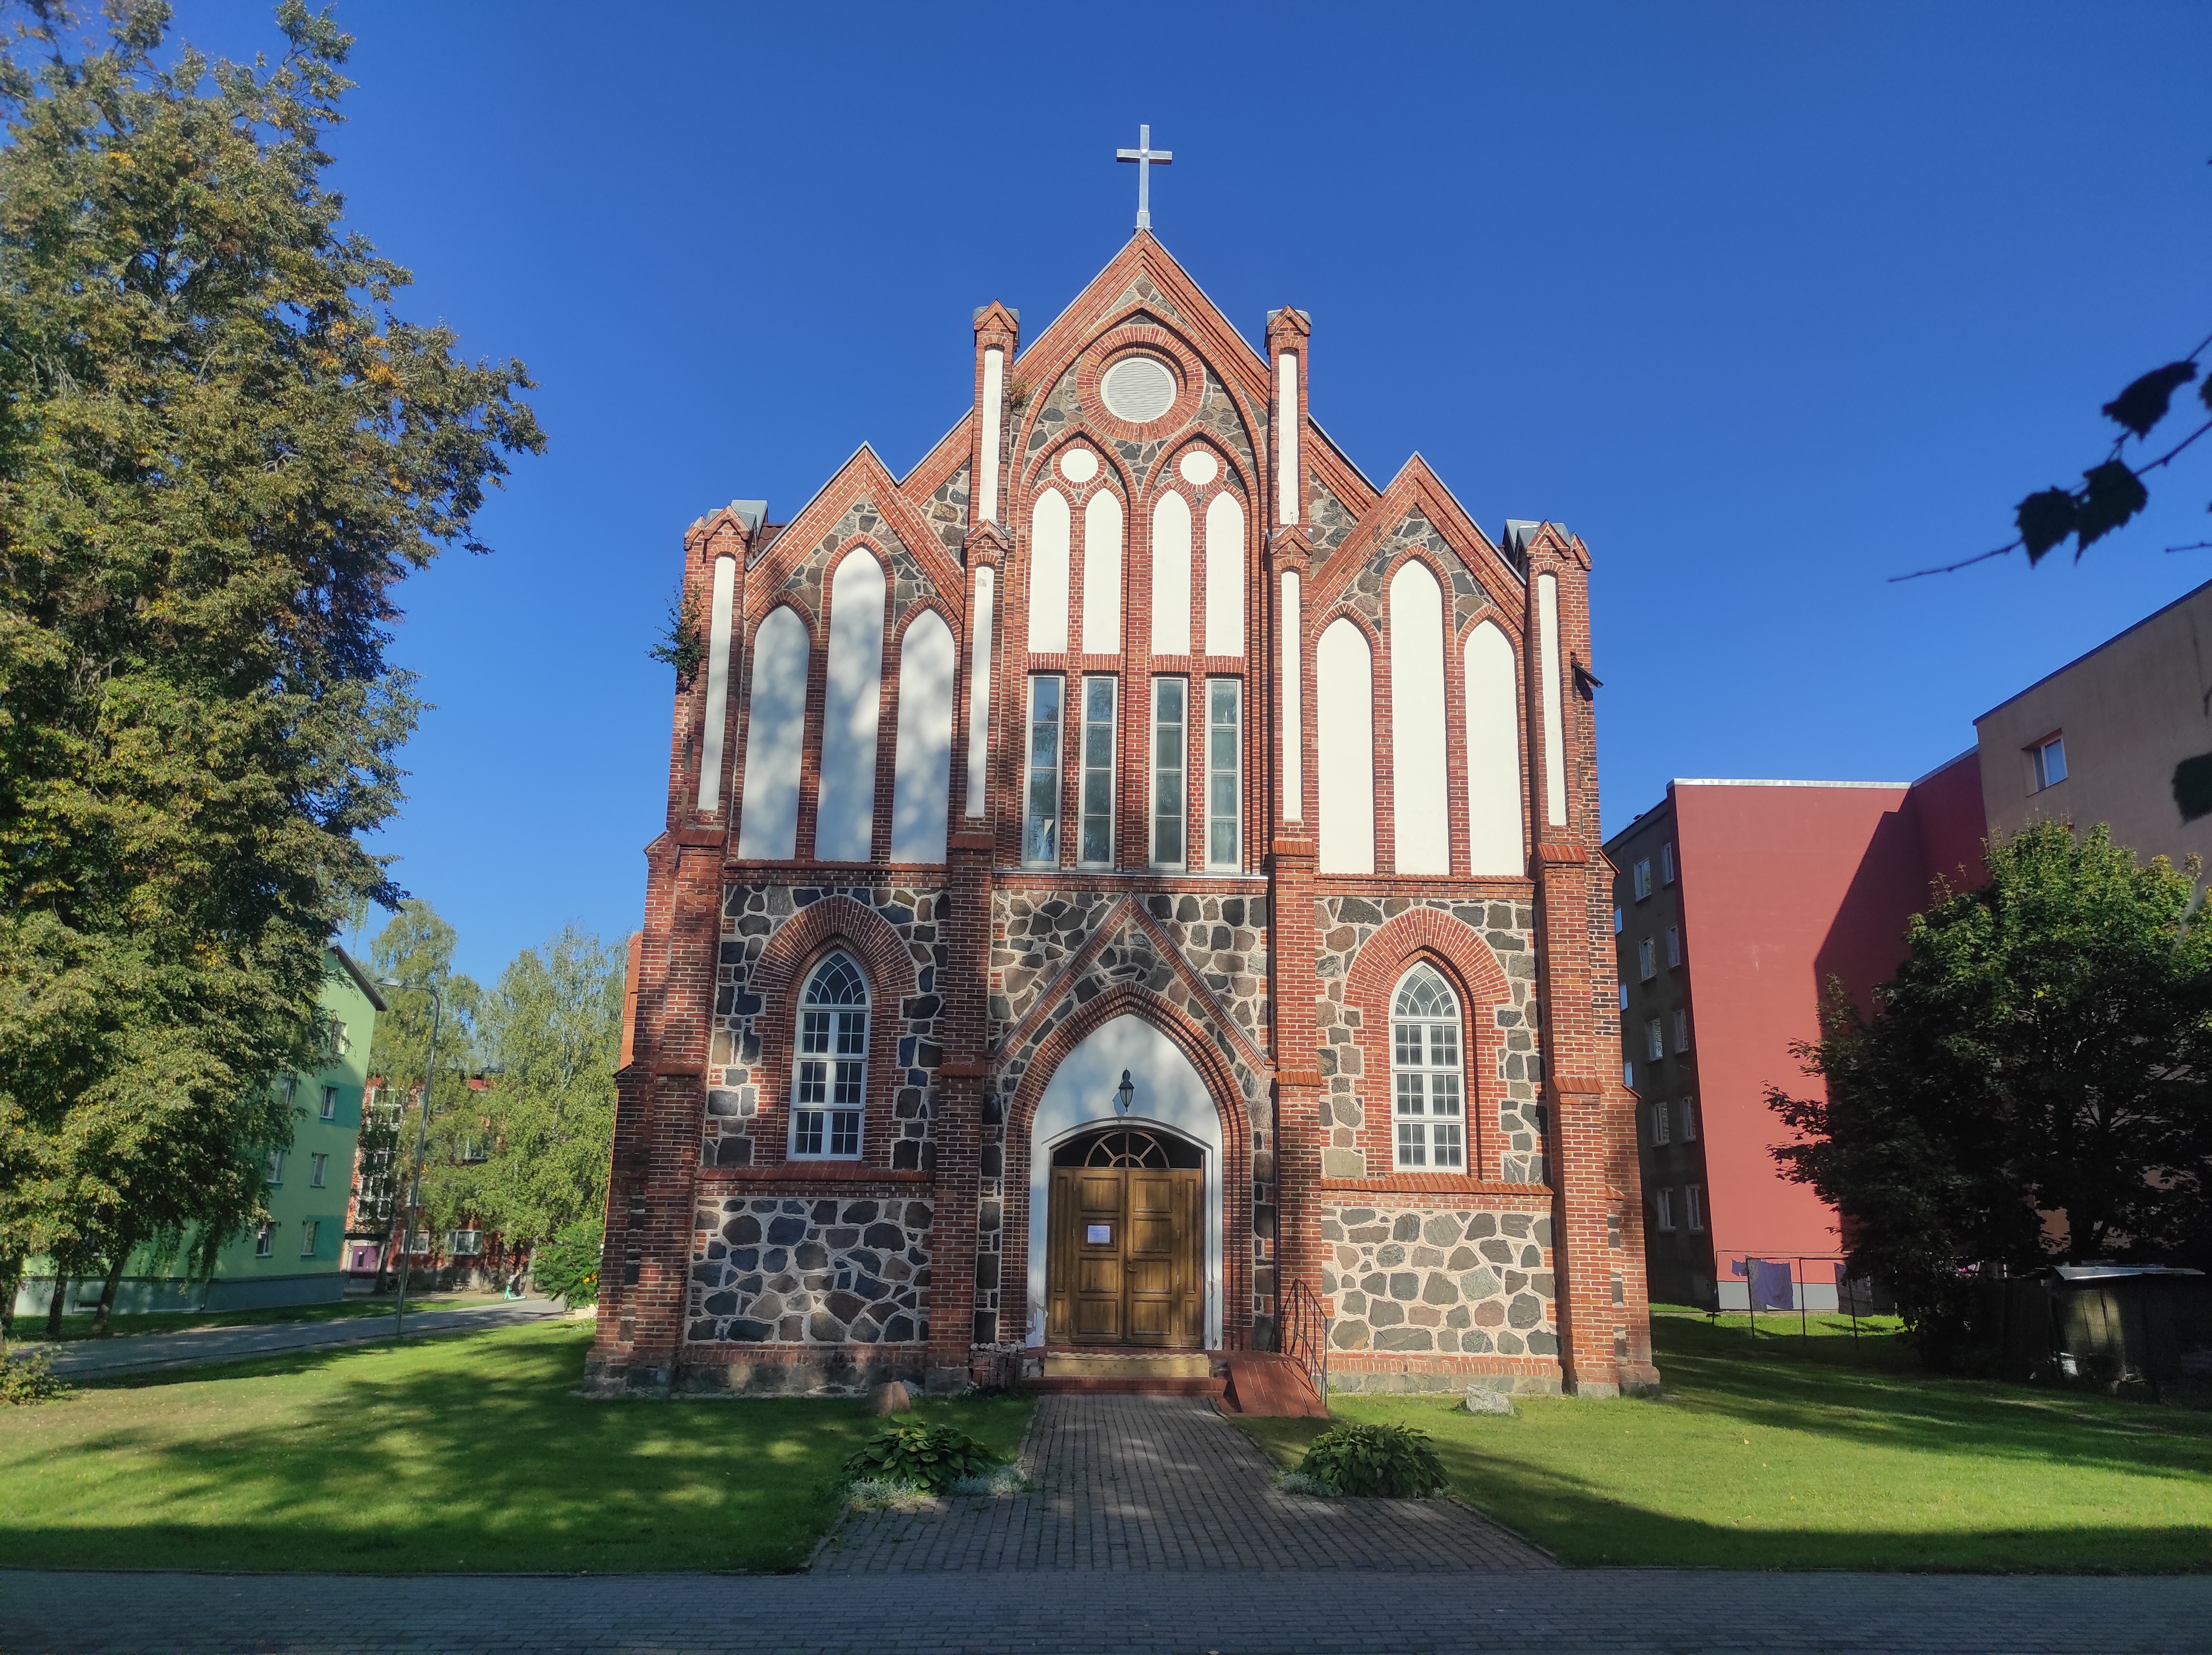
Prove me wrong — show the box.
[1645,1018,1664,1061]
[266,1149,285,1185]
[1391,964,1464,1170]
[1638,937,1657,981]
[2029,733,2067,791]
[1665,926,1681,968]
[1681,1098,1698,1141]
[1024,676,1064,866]
[1151,677,1187,868]
[1653,1101,1671,1145]
[1633,858,1653,900]
[1673,1009,1690,1053]
[1206,678,1241,869]
[1660,842,1676,885]
[309,1152,329,1188]
[1685,1185,1705,1232]
[1655,1189,1676,1231]
[1079,676,1116,867]
[319,1085,338,1120]
[791,953,868,1159]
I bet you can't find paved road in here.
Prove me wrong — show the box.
[38,1298,569,1377]
[1,1567,2204,1654]
[823,1392,1549,1571]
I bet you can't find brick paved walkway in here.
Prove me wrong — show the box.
[2,1567,2204,1654]
[818,1392,1552,1571]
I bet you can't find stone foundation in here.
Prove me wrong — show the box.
[1321,1205,1557,1359]
[688,1194,933,1346]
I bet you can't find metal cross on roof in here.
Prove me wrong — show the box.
[1116,124,1173,231]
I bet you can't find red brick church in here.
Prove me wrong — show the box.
[587,181,1657,1399]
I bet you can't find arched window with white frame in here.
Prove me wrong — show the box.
[1392,963,1464,1170]
[791,952,868,1159]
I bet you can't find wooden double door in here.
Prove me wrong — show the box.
[1045,1127,1203,1348]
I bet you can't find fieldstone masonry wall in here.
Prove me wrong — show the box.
[1321,1205,1558,1375]
[688,1195,933,1346]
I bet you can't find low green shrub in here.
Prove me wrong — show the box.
[0,1347,67,1407]
[532,1216,601,1307]
[842,1423,1001,1493]
[1298,1420,1448,1497]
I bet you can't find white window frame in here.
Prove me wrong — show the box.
[1024,675,1065,866]
[1205,677,1242,870]
[790,951,869,1161]
[1638,938,1657,981]
[299,1220,320,1258]
[1660,842,1675,885]
[1665,926,1681,968]
[266,1148,285,1185]
[320,1085,338,1120]
[2029,733,2067,792]
[1633,858,1652,900]
[1681,1097,1698,1141]
[1653,1101,1670,1145]
[309,1152,328,1188]
[1390,964,1466,1171]
[1077,674,1117,868]
[1645,1018,1664,1062]
[255,1222,274,1258]
[1673,1009,1690,1053]
[447,1228,482,1257]
[1686,1184,1705,1232]
[1149,676,1188,869]
[1655,1188,1676,1231]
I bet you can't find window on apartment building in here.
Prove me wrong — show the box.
[2029,733,2067,792]
[405,1231,431,1255]
[254,1222,274,1258]
[791,951,869,1160]
[1078,676,1117,867]
[1612,906,1624,935]
[320,1084,338,1120]
[1653,1100,1670,1145]
[1660,842,1676,885]
[1654,1188,1676,1231]
[1633,858,1653,900]
[1681,1097,1698,1141]
[1645,1018,1664,1062]
[1206,679,1241,870]
[1391,965,1465,1170]
[1638,937,1657,981]
[309,1152,328,1188]
[299,1220,320,1258]
[1024,676,1065,865]
[1151,677,1187,867]
[1673,1008,1690,1053]
[1685,1185,1705,1232]
[1665,926,1681,968]
[335,1020,350,1053]
[449,1229,483,1257]
[266,1148,285,1185]
[1618,981,1628,1011]
[1623,1061,1636,1089]
[278,1076,297,1108]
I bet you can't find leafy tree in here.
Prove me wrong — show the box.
[362,900,478,1270]
[462,926,625,1255]
[1768,822,2212,1361]
[0,2,541,1322]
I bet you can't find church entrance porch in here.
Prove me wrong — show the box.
[1045,1127,1203,1349]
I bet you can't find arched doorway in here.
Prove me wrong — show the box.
[1025,1013,1225,1349]
[1045,1125,1205,1347]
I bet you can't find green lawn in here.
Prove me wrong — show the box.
[1233,1305,2212,1573]
[0,1321,1031,1573]
[10,1292,502,1343]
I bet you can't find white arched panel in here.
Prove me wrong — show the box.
[735,606,810,859]
[1082,490,1124,655]
[1027,489,1071,654]
[1203,491,1245,657]
[1316,617,1375,874]
[891,611,956,862]
[1150,491,1192,655]
[1464,620,1524,874]
[816,550,886,861]
[1026,1013,1224,1349]
[1388,561,1449,874]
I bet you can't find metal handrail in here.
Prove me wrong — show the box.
[1281,1277,1331,1401]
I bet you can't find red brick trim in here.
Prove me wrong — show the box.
[1341,905,1516,1186]
[748,895,922,1173]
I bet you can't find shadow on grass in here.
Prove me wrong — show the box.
[1,1322,1033,1574]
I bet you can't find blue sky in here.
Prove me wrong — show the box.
[178,2,2212,984]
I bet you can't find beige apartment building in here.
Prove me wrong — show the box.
[1975,577,2212,873]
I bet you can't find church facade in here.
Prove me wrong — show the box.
[585,233,1659,1399]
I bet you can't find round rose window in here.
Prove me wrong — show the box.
[1099,355,1177,423]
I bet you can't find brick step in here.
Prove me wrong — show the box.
[1025,1373,1229,1396]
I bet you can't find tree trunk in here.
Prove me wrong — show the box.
[44,1274,66,1338]
[0,1252,21,1346]
[91,1245,131,1337]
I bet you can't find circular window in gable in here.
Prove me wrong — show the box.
[1099,355,1178,423]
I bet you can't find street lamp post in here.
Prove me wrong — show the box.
[377,978,444,1340]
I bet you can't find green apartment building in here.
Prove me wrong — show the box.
[15,946,387,1318]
